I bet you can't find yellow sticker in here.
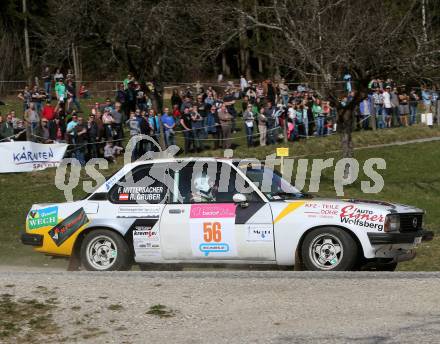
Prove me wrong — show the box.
[273,201,305,224]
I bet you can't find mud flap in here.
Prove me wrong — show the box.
[67,251,81,271]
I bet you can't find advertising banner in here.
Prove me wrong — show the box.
[0,141,68,173]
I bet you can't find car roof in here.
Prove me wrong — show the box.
[126,157,236,168]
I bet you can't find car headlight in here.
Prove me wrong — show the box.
[384,214,400,232]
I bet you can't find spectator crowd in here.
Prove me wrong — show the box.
[1,69,439,166]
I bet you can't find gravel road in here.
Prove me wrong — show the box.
[0,271,439,344]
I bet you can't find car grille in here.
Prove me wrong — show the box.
[399,213,423,232]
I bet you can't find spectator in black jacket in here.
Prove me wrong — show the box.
[87,114,99,158]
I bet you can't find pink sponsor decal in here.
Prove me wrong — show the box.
[190,204,236,218]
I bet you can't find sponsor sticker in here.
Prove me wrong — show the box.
[304,203,339,218]
[190,203,236,219]
[246,224,273,242]
[190,204,237,257]
[116,185,166,203]
[28,206,58,230]
[131,219,161,259]
[48,208,89,246]
[117,205,161,218]
[339,205,384,231]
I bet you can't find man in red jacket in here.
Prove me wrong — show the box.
[41,100,56,139]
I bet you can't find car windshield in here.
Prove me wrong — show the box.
[239,165,310,200]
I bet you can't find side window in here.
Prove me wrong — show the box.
[173,162,261,203]
[108,165,169,204]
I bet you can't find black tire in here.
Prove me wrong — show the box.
[301,227,359,271]
[80,229,132,271]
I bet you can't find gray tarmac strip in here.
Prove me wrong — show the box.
[0,270,439,343]
[1,270,440,279]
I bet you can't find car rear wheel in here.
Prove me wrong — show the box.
[301,227,358,271]
[80,229,132,271]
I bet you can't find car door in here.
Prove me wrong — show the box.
[105,163,170,262]
[160,161,275,261]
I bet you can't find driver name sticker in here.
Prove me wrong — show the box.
[190,204,237,257]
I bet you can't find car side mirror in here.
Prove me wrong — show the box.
[233,193,248,208]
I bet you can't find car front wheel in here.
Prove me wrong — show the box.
[80,229,132,271]
[301,227,358,271]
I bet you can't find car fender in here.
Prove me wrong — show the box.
[271,201,385,265]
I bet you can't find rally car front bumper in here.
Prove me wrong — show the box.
[367,230,434,245]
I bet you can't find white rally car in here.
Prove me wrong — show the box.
[22,158,433,271]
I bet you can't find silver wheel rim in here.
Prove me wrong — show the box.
[86,235,118,270]
[309,234,343,270]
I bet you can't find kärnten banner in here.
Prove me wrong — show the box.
[0,141,68,173]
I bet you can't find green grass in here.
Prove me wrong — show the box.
[0,293,59,341]
[1,96,440,270]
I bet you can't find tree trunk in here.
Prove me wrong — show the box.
[341,126,353,159]
[254,0,263,75]
[221,52,230,76]
[22,0,31,84]
[238,0,252,79]
[72,43,81,96]
[339,107,354,178]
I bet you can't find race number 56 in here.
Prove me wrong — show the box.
[203,222,222,242]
